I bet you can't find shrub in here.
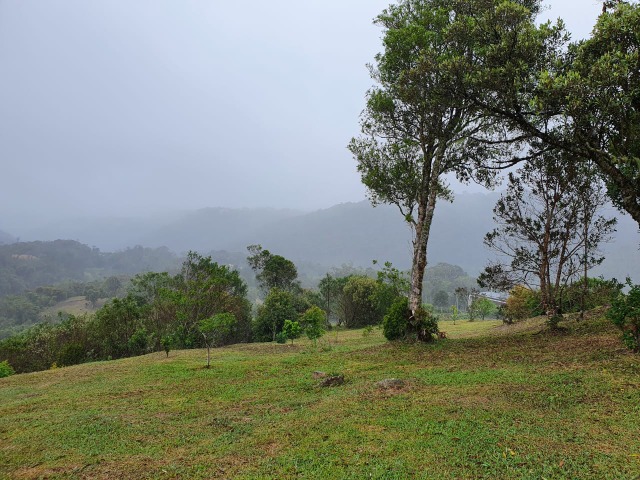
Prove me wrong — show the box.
[0,360,15,378]
[503,285,541,322]
[160,335,173,358]
[301,306,326,345]
[383,297,410,340]
[415,305,439,342]
[282,319,302,344]
[607,281,640,352]
[128,328,153,356]
[275,332,287,344]
[57,342,85,367]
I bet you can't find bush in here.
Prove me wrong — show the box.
[301,306,326,345]
[275,332,287,344]
[607,281,640,352]
[57,342,85,367]
[282,319,301,344]
[128,328,153,356]
[503,285,541,322]
[415,305,439,342]
[0,360,15,378]
[383,297,410,340]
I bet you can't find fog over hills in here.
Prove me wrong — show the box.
[6,192,639,281]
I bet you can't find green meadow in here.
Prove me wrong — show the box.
[1,315,639,479]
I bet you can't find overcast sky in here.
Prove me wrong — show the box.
[0,0,605,227]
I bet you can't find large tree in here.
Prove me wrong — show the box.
[479,153,616,325]
[446,0,640,227]
[246,245,299,293]
[349,0,502,332]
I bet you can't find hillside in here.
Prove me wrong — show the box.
[11,194,639,280]
[1,315,639,479]
[0,241,180,297]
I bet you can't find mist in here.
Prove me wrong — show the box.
[0,0,605,233]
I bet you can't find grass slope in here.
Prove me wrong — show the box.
[1,316,639,479]
[40,296,105,318]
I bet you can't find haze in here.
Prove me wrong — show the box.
[1,0,604,231]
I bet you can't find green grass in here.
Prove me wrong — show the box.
[1,317,640,479]
[40,296,105,318]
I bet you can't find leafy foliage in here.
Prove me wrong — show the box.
[607,280,640,352]
[282,320,302,345]
[503,286,541,323]
[481,154,616,319]
[0,360,14,378]
[254,289,297,342]
[301,306,326,345]
[247,245,299,293]
[383,296,411,341]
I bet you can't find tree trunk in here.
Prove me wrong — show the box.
[408,176,439,320]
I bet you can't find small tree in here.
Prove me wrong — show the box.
[160,335,173,358]
[199,313,236,368]
[607,280,640,352]
[254,288,297,342]
[0,360,15,378]
[433,291,449,312]
[450,305,459,325]
[475,298,497,321]
[282,319,302,345]
[247,245,299,293]
[503,286,541,323]
[301,306,326,346]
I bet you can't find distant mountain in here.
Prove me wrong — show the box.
[10,193,640,282]
[136,207,302,254]
[242,194,498,274]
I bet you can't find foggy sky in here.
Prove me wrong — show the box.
[0,1,604,229]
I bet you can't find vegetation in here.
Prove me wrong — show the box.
[281,319,302,345]
[0,360,14,378]
[199,313,236,368]
[2,314,637,479]
[300,306,326,345]
[607,280,640,352]
[383,296,411,340]
[348,0,500,330]
[0,240,178,297]
[469,297,497,322]
[480,154,616,323]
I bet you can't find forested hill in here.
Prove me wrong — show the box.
[5,194,639,283]
[0,240,179,297]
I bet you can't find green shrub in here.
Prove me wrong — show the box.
[57,342,85,367]
[607,281,640,352]
[383,297,410,340]
[503,285,541,322]
[275,332,287,344]
[0,360,15,378]
[128,328,152,356]
[415,305,439,342]
[282,319,302,344]
[160,335,173,358]
[301,306,326,345]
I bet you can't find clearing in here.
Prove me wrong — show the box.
[1,315,639,479]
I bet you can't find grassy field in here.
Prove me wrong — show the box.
[40,296,105,318]
[1,315,639,479]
